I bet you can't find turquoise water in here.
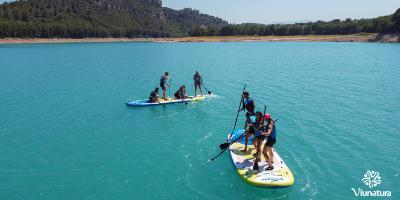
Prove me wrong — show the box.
[0,42,399,199]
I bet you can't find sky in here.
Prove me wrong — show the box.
[1,0,399,24]
[163,0,400,24]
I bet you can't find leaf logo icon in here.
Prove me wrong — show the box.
[362,170,382,189]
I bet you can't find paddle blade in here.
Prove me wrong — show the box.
[208,91,212,95]
[219,142,230,150]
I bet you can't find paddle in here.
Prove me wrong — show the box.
[155,97,166,108]
[201,82,212,95]
[208,84,246,162]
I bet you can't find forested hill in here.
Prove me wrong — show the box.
[0,0,227,38]
[214,8,400,37]
[0,0,398,38]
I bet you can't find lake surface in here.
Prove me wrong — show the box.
[0,42,399,200]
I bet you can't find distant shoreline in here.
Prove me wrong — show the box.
[0,34,399,44]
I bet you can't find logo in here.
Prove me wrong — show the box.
[351,170,391,197]
[362,170,381,189]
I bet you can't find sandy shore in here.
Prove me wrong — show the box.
[0,34,398,44]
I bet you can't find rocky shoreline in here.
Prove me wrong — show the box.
[0,34,398,44]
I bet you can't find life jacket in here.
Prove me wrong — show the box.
[267,121,276,139]
[249,115,256,124]
[160,76,166,85]
[254,120,265,137]
[244,97,255,112]
[193,74,201,82]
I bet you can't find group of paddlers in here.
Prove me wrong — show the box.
[148,71,205,103]
[240,91,277,171]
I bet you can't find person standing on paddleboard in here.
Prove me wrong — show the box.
[160,72,170,100]
[241,112,256,152]
[260,114,276,171]
[251,111,267,159]
[193,71,203,96]
[240,91,256,152]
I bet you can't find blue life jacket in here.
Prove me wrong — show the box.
[249,115,256,124]
[244,98,255,113]
[244,98,254,107]
[268,122,276,139]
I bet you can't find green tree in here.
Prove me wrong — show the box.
[392,8,400,31]
[220,25,237,36]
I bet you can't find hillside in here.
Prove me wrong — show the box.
[0,0,227,38]
[214,8,400,37]
[0,0,398,39]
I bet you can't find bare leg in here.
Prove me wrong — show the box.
[252,137,258,153]
[241,132,250,152]
[252,137,261,162]
[262,146,270,166]
[268,148,274,164]
[194,84,197,96]
[256,138,263,161]
[263,146,274,169]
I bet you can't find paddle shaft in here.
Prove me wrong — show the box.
[201,79,212,94]
[209,129,247,161]
[209,84,246,162]
[230,84,247,138]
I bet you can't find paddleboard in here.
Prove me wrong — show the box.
[125,95,206,107]
[228,129,294,187]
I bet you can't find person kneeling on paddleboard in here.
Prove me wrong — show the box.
[241,112,256,152]
[148,87,161,103]
[160,72,170,100]
[260,114,276,171]
[174,85,188,99]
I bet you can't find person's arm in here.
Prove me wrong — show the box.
[241,97,246,111]
[150,95,160,103]
[155,96,162,104]
[261,123,273,136]
[244,118,250,129]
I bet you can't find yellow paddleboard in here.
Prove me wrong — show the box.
[228,130,294,187]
